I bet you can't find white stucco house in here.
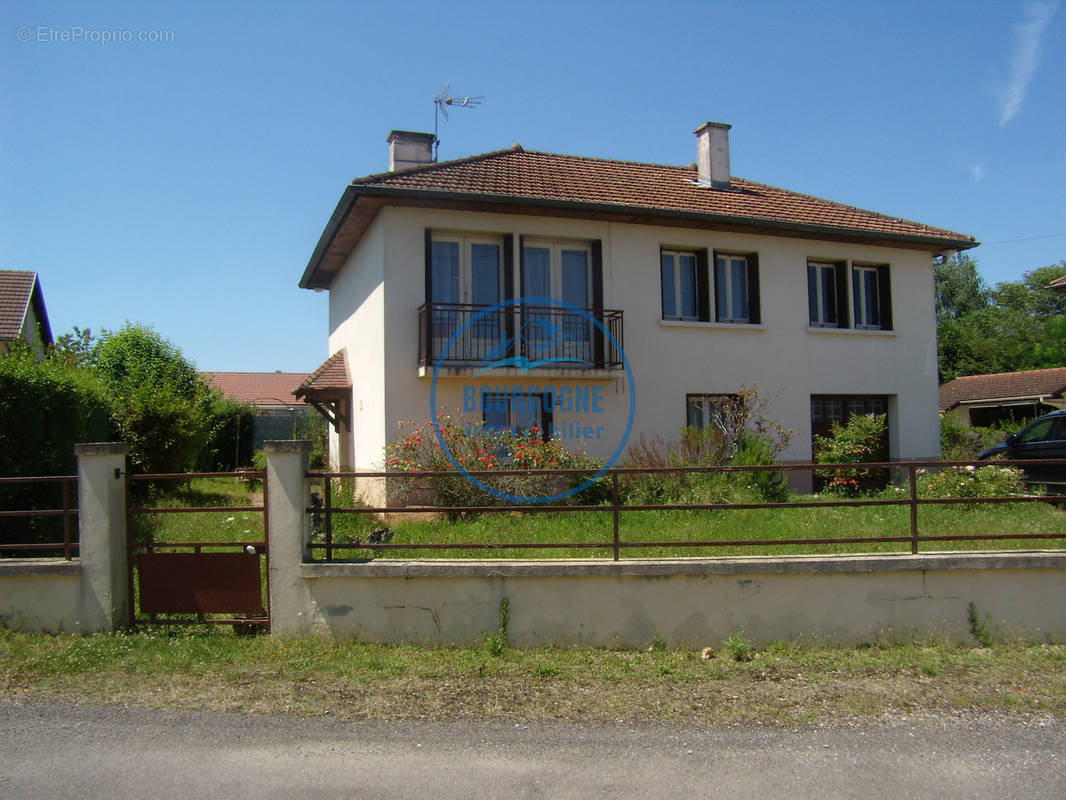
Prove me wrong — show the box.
[296,123,977,479]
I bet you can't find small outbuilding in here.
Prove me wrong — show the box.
[939,367,1066,427]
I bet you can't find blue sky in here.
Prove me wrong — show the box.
[2,0,1063,372]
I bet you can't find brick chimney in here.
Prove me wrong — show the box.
[387,130,435,171]
[694,122,732,189]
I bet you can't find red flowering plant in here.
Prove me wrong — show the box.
[383,416,602,517]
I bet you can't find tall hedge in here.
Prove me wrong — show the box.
[0,348,116,548]
[0,349,115,477]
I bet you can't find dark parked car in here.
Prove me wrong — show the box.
[977,409,1066,492]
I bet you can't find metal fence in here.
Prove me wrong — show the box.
[0,475,79,559]
[306,460,1066,561]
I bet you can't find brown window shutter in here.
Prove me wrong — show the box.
[877,265,892,330]
[696,249,711,322]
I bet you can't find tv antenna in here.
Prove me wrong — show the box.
[433,82,483,161]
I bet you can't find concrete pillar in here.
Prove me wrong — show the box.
[75,443,129,632]
[264,440,314,635]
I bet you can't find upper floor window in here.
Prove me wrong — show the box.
[807,260,892,331]
[807,261,844,327]
[428,234,504,306]
[522,240,592,308]
[852,263,891,330]
[659,248,760,324]
[714,255,753,323]
[661,250,700,321]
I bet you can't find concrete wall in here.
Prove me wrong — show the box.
[0,561,82,632]
[0,444,129,633]
[262,444,1066,647]
[327,205,941,473]
[284,554,1066,648]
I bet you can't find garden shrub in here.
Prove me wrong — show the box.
[939,413,1019,462]
[92,324,214,474]
[197,394,256,472]
[383,416,598,518]
[916,464,1026,500]
[620,386,791,505]
[814,413,888,496]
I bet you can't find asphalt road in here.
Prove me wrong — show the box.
[0,701,1063,799]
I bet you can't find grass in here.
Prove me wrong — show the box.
[322,494,1066,559]
[130,476,266,545]
[2,627,1064,724]
[129,477,1066,559]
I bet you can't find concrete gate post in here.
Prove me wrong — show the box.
[264,440,314,635]
[75,443,129,632]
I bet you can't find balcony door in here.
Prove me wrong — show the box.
[522,241,592,362]
[429,235,504,361]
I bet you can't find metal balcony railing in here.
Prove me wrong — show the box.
[418,303,624,370]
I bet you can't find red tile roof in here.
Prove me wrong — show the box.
[294,349,350,399]
[205,372,310,407]
[363,148,973,242]
[302,146,977,288]
[939,367,1066,412]
[0,270,50,343]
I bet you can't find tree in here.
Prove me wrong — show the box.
[92,324,214,474]
[935,253,990,321]
[937,258,1066,382]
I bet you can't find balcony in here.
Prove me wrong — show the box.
[418,302,624,374]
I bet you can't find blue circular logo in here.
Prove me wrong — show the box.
[429,296,636,503]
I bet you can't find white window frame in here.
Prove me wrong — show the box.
[715,254,750,323]
[686,394,733,431]
[430,233,505,305]
[522,240,593,307]
[851,264,882,330]
[660,249,699,321]
[807,261,839,327]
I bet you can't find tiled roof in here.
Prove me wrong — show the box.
[0,270,40,340]
[1050,274,1066,289]
[353,148,975,246]
[204,372,310,407]
[294,349,350,399]
[301,144,978,288]
[939,367,1066,411]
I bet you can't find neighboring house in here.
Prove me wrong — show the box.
[204,371,312,450]
[0,270,53,359]
[1050,274,1066,291]
[939,367,1066,427]
[298,123,977,480]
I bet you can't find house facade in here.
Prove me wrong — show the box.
[299,124,976,480]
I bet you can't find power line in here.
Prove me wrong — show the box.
[981,232,1066,246]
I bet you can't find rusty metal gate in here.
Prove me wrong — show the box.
[126,470,269,631]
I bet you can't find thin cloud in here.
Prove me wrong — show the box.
[970,164,986,182]
[998,1,1058,126]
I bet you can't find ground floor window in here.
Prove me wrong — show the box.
[481,390,553,442]
[686,393,735,431]
[810,394,889,459]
